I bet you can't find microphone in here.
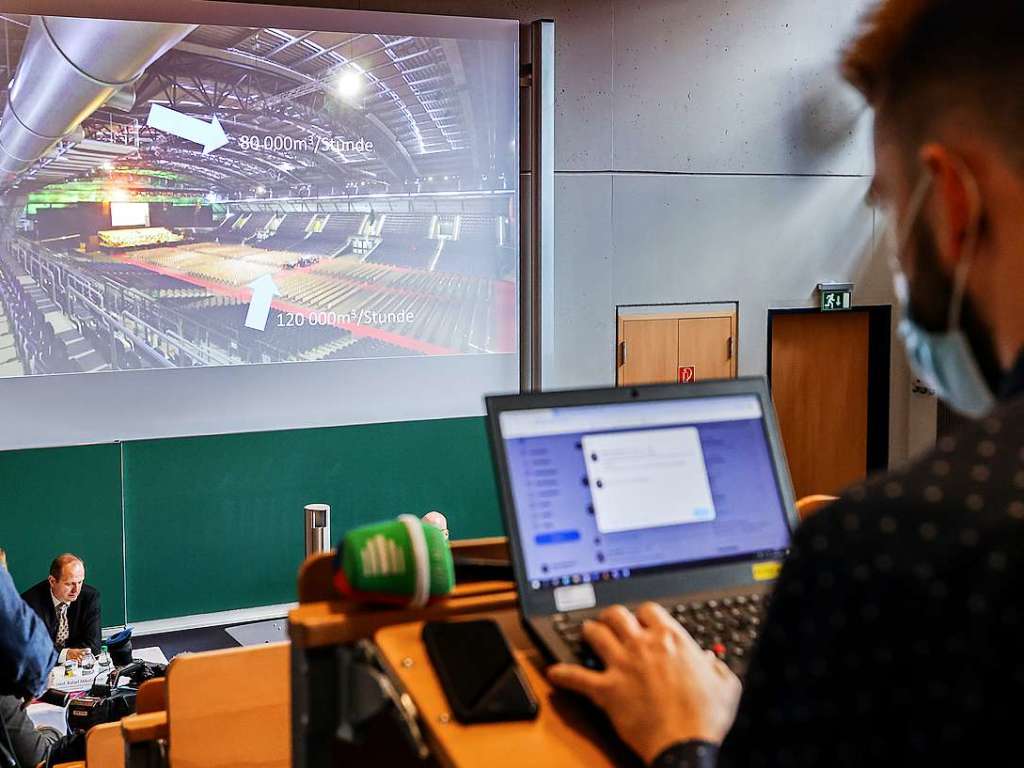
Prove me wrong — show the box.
[334,515,455,608]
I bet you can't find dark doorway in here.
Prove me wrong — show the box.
[767,306,891,498]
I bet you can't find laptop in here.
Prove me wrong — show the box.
[485,377,799,674]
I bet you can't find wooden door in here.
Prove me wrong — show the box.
[618,318,679,385]
[678,316,734,381]
[770,311,870,498]
[618,312,736,386]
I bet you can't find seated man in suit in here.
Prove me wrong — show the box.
[21,553,101,663]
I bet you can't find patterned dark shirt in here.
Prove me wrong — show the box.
[654,352,1024,767]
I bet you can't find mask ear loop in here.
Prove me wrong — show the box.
[896,173,935,257]
[886,172,934,296]
[946,158,982,332]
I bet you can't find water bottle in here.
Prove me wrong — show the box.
[81,649,95,671]
[98,644,111,669]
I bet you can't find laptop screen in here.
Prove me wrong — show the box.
[498,394,792,591]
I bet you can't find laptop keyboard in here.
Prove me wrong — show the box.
[552,592,769,676]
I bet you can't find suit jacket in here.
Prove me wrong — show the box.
[20,581,101,656]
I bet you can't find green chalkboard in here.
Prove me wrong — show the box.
[0,442,126,625]
[122,416,502,622]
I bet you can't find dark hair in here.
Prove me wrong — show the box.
[49,553,84,580]
[842,1,1024,168]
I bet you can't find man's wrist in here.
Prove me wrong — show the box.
[650,740,719,768]
[57,647,68,664]
[638,722,724,766]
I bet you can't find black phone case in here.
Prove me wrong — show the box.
[422,620,539,724]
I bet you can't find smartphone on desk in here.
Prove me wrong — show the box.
[422,619,539,724]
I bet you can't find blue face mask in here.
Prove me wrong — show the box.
[889,173,996,419]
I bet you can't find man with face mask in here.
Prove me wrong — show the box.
[547,2,1024,766]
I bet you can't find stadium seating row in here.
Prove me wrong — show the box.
[212,210,509,277]
[66,257,416,363]
[274,256,499,352]
[434,214,512,278]
[0,250,78,374]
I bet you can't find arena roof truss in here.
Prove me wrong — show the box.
[0,16,508,196]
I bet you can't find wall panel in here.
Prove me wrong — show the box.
[122,417,500,621]
[0,443,125,624]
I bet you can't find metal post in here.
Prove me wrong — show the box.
[304,503,331,558]
[519,20,555,392]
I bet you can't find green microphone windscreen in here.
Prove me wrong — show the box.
[334,515,455,606]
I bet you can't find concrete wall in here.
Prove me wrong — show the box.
[331,0,925,466]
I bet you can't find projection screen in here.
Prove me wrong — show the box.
[0,0,519,449]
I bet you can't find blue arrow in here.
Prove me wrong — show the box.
[147,104,228,155]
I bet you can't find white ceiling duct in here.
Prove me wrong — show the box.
[0,15,196,187]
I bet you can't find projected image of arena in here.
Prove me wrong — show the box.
[0,14,517,377]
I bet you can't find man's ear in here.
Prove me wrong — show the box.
[919,143,979,267]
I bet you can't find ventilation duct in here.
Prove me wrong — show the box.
[0,16,196,187]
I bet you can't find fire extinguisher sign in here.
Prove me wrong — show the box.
[679,366,695,383]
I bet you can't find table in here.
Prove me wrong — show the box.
[47,660,114,693]
[27,647,170,733]
[25,702,68,736]
[374,609,637,768]
[46,646,170,692]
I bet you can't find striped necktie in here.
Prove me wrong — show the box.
[55,602,69,650]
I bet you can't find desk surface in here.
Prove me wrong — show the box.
[30,648,171,734]
[44,646,169,693]
[375,610,638,768]
[290,581,517,648]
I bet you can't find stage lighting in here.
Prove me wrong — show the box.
[336,69,363,101]
[107,185,130,203]
[255,185,266,195]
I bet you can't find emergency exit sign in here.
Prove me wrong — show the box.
[818,283,853,312]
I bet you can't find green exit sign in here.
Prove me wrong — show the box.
[818,283,853,312]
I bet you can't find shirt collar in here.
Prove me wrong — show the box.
[999,348,1024,400]
[51,591,66,609]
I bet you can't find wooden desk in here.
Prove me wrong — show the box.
[121,711,167,768]
[85,721,124,767]
[290,581,518,768]
[374,610,637,768]
[136,677,167,715]
[166,642,290,768]
[290,537,523,768]
[122,711,168,744]
[289,581,516,648]
[119,645,288,768]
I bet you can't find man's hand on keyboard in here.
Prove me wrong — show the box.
[547,602,741,765]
